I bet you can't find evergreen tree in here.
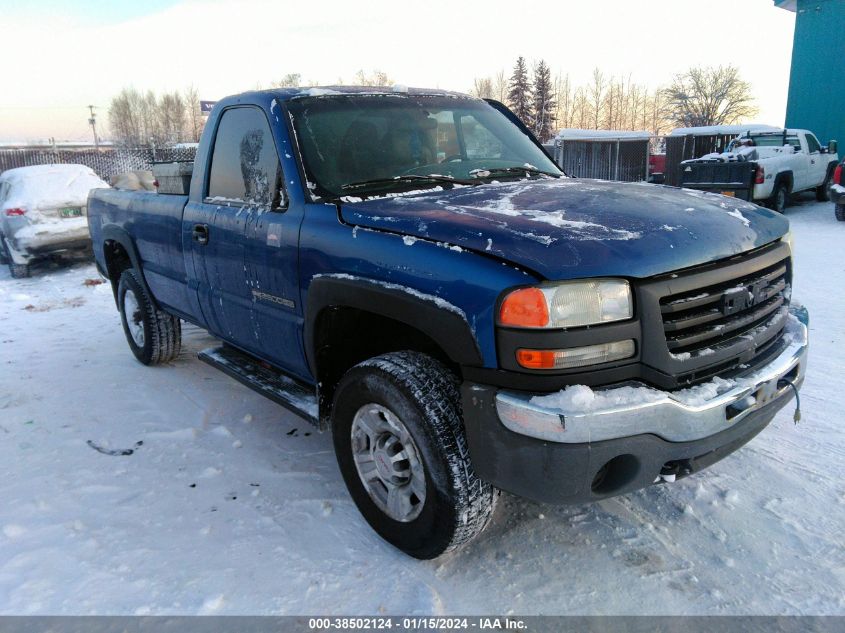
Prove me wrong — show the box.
[507,57,531,125]
[531,60,556,142]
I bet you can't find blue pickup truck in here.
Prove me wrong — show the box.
[87,86,809,558]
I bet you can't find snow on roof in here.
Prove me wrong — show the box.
[555,129,652,141]
[669,124,783,136]
[0,164,109,210]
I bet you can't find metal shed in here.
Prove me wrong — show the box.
[551,129,652,182]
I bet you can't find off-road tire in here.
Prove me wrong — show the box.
[768,181,788,213]
[117,269,181,365]
[8,263,30,279]
[332,351,495,559]
[836,203,845,222]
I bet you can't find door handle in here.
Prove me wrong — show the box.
[192,224,209,245]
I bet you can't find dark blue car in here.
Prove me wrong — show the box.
[87,87,809,558]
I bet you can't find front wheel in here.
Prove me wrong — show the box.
[836,204,845,222]
[816,173,832,202]
[331,351,495,559]
[117,269,181,365]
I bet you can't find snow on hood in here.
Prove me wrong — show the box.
[1,164,109,212]
[339,179,789,280]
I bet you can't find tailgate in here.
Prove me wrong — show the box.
[680,161,757,201]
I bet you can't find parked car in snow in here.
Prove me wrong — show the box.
[679,129,839,212]
[830,158,845,221]
[0,164,109,278]
[87,87,808,558]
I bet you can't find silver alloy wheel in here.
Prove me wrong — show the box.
[123,289,145,347]
[350,403,426,522]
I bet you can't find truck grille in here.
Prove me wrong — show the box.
[637,241,792,387]
[660,259,788,356]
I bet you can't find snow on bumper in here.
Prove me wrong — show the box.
[9,218,91,260]
[494,305,809,444]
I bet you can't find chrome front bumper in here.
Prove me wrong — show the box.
[495,305,809,444]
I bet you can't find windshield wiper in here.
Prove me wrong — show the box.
[341,174,476,192]
[470,166,562,179]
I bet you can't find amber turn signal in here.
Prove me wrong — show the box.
[498,287,549,328]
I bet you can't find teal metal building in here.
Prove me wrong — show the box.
[776,0,845,147]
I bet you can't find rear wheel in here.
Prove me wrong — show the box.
[331,351,495,559]
[768,181,788,213]
[836,204,845,222]
[117,269,181,365]
[8,262,30,279]
[1,236,30,278]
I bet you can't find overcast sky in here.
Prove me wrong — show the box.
[0,0,796,142]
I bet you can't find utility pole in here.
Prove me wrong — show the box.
[87,105,99,150]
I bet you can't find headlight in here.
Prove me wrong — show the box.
[498,279,632,329]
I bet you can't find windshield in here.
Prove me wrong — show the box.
[286,94,562,198]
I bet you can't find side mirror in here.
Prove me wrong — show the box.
[829,140,838,154]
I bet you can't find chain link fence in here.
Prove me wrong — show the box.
[0,147,198,181]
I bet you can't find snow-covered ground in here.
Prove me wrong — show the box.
[0,197,843,616]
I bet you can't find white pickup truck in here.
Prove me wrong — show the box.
[680,129,839,212]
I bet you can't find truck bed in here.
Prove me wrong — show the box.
[87,188,195,320]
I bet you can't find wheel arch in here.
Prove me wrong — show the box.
[100,226,152,307]
[305,276,483,418]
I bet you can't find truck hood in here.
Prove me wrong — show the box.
[339,179,789,279]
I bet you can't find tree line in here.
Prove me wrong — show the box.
[107,70,393,147]
[108,86,204,148]
[106,64,756,147]
[473,59,757,142]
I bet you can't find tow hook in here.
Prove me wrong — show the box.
[655,459,693,484]
[777,378,802,424]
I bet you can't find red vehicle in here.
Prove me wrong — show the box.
[648,153,666,184]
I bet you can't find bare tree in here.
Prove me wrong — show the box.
[354,69,392,86]
[159,92,186,144]
[588,68,605,130]
[108,88,144,147]
[663,65,757,128]
[493,70,508,102]
[471,77,493,99]
[184,85,204,143]
[271,73,302,88]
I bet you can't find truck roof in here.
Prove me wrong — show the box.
[229,85,476,104]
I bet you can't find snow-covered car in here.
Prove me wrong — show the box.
[830,158,844,221]
[0,164,109,278]
[680,129,839,212]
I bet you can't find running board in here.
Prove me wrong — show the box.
[198,346,319,425]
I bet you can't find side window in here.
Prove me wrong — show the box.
[805,134,821,154]
[207,107,282,207]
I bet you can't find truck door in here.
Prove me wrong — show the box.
[804,133,826,188]
[184,106,280,345]
[791,133,811,191]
